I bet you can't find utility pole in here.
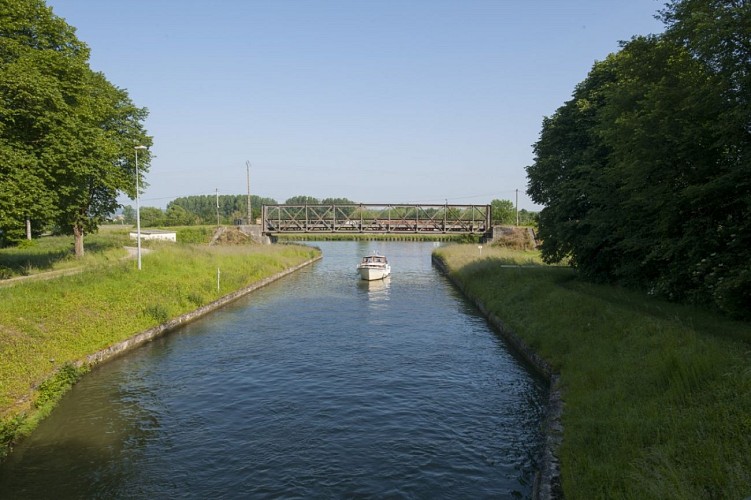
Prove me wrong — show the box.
[515,188,519,226]
[216,188,220,226]
[134,145,147,270]
[246,160,252,224]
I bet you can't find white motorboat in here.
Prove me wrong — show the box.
[357,253,391,281]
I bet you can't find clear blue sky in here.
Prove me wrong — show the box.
[47,0,664,210]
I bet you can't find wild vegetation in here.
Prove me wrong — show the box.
[526,0,750,319]
[0,239,319,459]
[434,244,751,499]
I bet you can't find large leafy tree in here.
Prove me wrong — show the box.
[661,0,751,122]
[595,36,734,295]
[660,0,751,314]
[526,57,617,275]
[48,69,150,256]
[0,146,54,241]
[0,0,80,241]
[526,0,751,318]
[0,0,151,254]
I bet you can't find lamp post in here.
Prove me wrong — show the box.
[134,145,148,270]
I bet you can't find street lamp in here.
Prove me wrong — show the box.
[134,145,148,270]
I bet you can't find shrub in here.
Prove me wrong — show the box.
[143,304,169,323]
[176,226,214,244]
[35,363,87,410]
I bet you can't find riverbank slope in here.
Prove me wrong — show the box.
[433,244,751,499]
[0,243,320,460]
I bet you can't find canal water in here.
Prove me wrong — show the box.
[0,241,547,498]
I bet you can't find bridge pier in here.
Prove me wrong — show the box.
[237,225,271,244]
[483,225,538,248]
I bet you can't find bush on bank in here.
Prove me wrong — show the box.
[0,243,319,460]
[433,244,751,499]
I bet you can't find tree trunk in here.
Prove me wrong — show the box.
[26,218,31,240]
[73,224,85,258]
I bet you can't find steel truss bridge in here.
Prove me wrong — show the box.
[262,204,491,235]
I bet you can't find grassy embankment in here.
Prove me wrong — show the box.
[434,244,751,499]
[0,231,129,279]
[0,233,319,460]
[0,225,217,280]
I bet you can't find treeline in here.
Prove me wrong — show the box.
[169,194,278,225]
[0,0,150,254]
[127,196,537,227]
[124,195,358,226]
[526,0,749,318]
[491,199,537,226]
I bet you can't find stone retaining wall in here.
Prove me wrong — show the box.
[79,255,321,369]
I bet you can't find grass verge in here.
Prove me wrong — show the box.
[0,242,319,460]
[433,244,751,499]
[0,231,130,279]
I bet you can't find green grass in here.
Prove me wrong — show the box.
[0,242,319,459]
[0,231,131,278]
[171,225,216,244]
[433,244,751,499]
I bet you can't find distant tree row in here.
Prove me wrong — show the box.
[127,196,537,228]
[526,0,750,318]
[282,196,358,206]
[169,194,279,225]
[491,199,537,226]
[125,195,360,227]
[281,196,536,226]
[0,0,151,255]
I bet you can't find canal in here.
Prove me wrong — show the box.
[0,241,547,498]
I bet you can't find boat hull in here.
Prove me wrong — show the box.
[358,265,391,281]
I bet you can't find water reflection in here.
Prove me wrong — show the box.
[357,276,391,299]
[0,363,166,497]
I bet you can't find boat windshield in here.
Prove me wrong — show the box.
[362,256,387,264]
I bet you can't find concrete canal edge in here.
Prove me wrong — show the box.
[431,254,563,500]
[79,255,322,369]
[0,255,321,462]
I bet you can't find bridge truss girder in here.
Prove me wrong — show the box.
[262,204,491,234]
